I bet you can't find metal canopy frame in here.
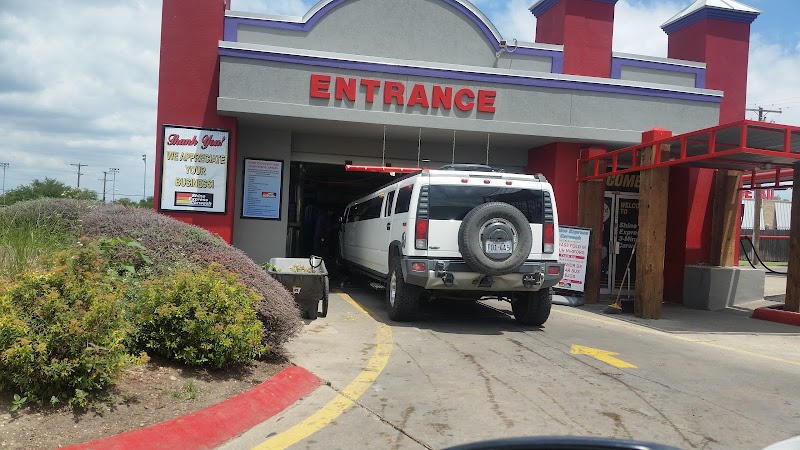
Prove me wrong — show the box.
[577,120,800,186]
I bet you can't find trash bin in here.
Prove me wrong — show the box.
[266,257,329,320]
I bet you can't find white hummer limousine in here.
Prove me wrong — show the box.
[339,164,564,325]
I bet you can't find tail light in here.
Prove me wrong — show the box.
[547,265,561,275]
[543,223,554,253]
[415,218,429,250]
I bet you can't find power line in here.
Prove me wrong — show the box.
[71,163,87,188]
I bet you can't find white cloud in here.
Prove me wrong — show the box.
[0,0,797,201]
[0,0,159,199]
[747,34,800,125]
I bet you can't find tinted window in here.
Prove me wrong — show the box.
[358,196,383,221]
[385,191,395,217]
[395,185,413,214]
[347,204,359,223]
[428,186,544,223]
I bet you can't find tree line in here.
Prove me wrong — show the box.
[0,178,153,208]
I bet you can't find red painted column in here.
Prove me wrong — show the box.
[661,6,758,301]
[527,142,583,226]
[532,0,617,78]
[155,0,237,243]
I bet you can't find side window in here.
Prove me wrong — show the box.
[395,185,413,214]
[384,191,395,217]
[347,204,360,222]
[359,196,383,221]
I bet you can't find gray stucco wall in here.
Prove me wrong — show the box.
[290,133,527,173]
[219,57,720,145]
[620,66,697,89]
[233,126,292,264]
[233,0,555,71]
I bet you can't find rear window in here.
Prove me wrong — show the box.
[428,185,544,223]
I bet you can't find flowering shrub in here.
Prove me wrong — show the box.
[0,239,131,407]
[126,264,266,368]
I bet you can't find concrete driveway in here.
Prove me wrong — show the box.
[221,285,800,450]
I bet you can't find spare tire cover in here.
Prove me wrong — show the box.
[457,202,533,276]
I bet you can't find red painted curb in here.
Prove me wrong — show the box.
[62,365,321,450]
[752,305,800,327]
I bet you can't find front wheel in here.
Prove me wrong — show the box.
[511,289,552,326]
[386,258,421,321]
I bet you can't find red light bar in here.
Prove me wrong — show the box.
[345,165,422,173]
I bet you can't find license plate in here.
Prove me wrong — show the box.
[486,241,512,253]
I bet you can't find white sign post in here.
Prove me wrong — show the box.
[160,125,229,213]
[242,158,283,220]
[557,226,591,293]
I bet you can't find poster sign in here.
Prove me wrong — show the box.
[557,226,591,293]
[242,158,283,220]
[160,125,229,213]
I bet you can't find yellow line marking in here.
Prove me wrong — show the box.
[570,344,637,369]
[553,308,800,368]
[253,291,392,450]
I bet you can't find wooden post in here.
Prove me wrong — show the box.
[577,147,606,304]
[635,128,671,320]
[785,162,800,312]
[710,170,742,267]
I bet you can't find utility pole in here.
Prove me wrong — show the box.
[109,168,119,203]
[100,171,109,203]
[71,163,87,188]
[142,154,147,203]
[746,106,782,123]
[745,106,782,260]
[0,162,8,206]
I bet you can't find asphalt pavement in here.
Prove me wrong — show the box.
[220,285,800,450]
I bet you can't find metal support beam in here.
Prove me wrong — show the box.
[710,170,742,267]
[786,162,800,312]
[635,140,670,320]
[577,147,606,304]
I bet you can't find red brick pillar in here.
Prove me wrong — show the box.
[155,0,238,242]
[660,1,759,301]
[531,0,618,78]
[527,142,583,227]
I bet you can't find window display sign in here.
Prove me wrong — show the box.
[557,226,591,293]
[242,158,283,220]
[160,125,229,213]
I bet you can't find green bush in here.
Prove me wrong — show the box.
[127,264,266,369]
[0,239,131,407]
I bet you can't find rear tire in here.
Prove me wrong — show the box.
[511,289,552,326]
[386,258,421,321]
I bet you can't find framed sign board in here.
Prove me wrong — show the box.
[159,125,229,213]
[241,158,284,220]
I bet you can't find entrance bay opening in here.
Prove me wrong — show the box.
[286,161,397,261]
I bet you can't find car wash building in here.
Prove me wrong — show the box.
[155,0,766,306]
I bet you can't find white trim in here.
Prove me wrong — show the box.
[225,0,508,43]
[612,52,706,69]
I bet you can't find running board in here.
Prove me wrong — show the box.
[370,282,386,291]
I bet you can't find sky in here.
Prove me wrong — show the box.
[0,0,798,201]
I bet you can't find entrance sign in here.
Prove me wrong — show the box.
[310,74,497,113]
[160,125,229,213]
[242,158,283,220]
[558,226,591,293]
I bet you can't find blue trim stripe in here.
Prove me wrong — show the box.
[531,0,619,17]
[662,8,759,34]
[218,46,722,104]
